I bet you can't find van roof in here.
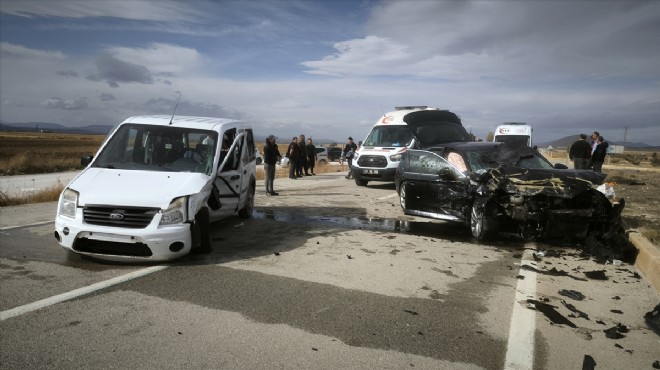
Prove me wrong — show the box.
[378,107,452,125]
[121,115,240,130]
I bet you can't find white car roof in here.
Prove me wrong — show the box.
[121,115,240,130]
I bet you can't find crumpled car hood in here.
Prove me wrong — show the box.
[488,165,607,198]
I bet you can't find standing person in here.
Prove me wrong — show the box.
[263,134,281,196]
[591,136,609,173]
[306,137,317,175]
[287,136,300,179]
[569,134,592,169]
[588,131,600,169]
[297,134,309,176]
[343,136,358,179]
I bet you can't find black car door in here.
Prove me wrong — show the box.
[410,150,468,219]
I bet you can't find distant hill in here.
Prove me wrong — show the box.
[0,121,113,135]
[536,134,658,150]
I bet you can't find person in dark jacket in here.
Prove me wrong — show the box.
[569,134,592,169]
[297,134,309,176]
[287,137,300,179]
[343,136,358,179]
[306,137,317,175]
[591,136,608,173]
[263,134,281,196]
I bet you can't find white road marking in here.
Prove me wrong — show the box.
[0,221,53,231]
[0,265,169,321]
[504,247,538,370]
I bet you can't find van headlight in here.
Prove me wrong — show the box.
[160,196,188,225]
[58,188,78,218]
[390,153,403,162]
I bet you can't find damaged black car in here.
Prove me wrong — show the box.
[394,142,624,241]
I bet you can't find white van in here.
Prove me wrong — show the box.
[493,122,533,147]
[54,115,257,262]
[352,106,470,186]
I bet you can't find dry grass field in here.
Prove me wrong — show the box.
[0,131,105,175]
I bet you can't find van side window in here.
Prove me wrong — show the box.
[220,128,240,172]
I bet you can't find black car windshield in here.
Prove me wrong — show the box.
[93,124,218,175]
[364,126,413,147]
[465,147,554,172]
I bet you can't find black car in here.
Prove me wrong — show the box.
[394,142,623,242]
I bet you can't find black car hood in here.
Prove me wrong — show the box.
[489,165,607,198]
[406,110,471,147]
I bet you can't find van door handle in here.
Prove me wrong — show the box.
[231,175,240,180]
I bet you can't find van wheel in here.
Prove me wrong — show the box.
[256,158,262,165]
[399,182,407,211]
[238,182,255,218]
[470,201,499,240]
[355,178,368,186]
[191,208,211,253]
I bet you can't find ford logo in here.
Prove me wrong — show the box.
[109,212,125,220]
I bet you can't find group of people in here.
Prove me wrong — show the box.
[285,134,318,179]
[262,134,360,196]
[569,131,609,172]
[261,134,319,196]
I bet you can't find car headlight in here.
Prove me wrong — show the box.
[58,188,79,218]
[390,153,403,161]
[160,196,188,225]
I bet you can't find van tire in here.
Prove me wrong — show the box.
[355,178,368,186]
[238,181,255,218]
[192,208,211,253]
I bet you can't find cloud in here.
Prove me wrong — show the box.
[57,70,79,78]
[0,42,66,60]
[142,97,243,119]
[105,43,202,74]
[41,97,88,110]
[303,1,660,81]
[89,53,154,86]
[97,92,116,102]
[0,0,206,23]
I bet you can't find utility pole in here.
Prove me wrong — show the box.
[624,126,629,147]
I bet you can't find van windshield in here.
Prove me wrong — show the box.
[363,126,413,147]
[494,135,530,147]
[92,124,218,175]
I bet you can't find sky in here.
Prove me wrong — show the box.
[1,0,659,146]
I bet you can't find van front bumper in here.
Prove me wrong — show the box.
[352,167,397,182]
[55,215,192,262]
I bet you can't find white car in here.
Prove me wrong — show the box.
[54,115,257,262]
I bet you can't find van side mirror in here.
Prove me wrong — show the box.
[81,155,93,166]
[553,163,568,169]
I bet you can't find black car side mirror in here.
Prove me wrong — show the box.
[553,163,568,169]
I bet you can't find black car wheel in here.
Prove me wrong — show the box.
[470,201,498,240]
[399,182,407,211]
[355,178,368,186]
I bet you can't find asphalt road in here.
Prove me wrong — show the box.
[1,172,658,369]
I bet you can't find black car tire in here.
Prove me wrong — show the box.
[238,181,255,218]
[399,182,407,211]
[256,157,262,165]
[470,201,499,240]
[355,178,368,186]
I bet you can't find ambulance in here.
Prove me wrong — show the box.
[492,122,533,147]
[352,106,470,186]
